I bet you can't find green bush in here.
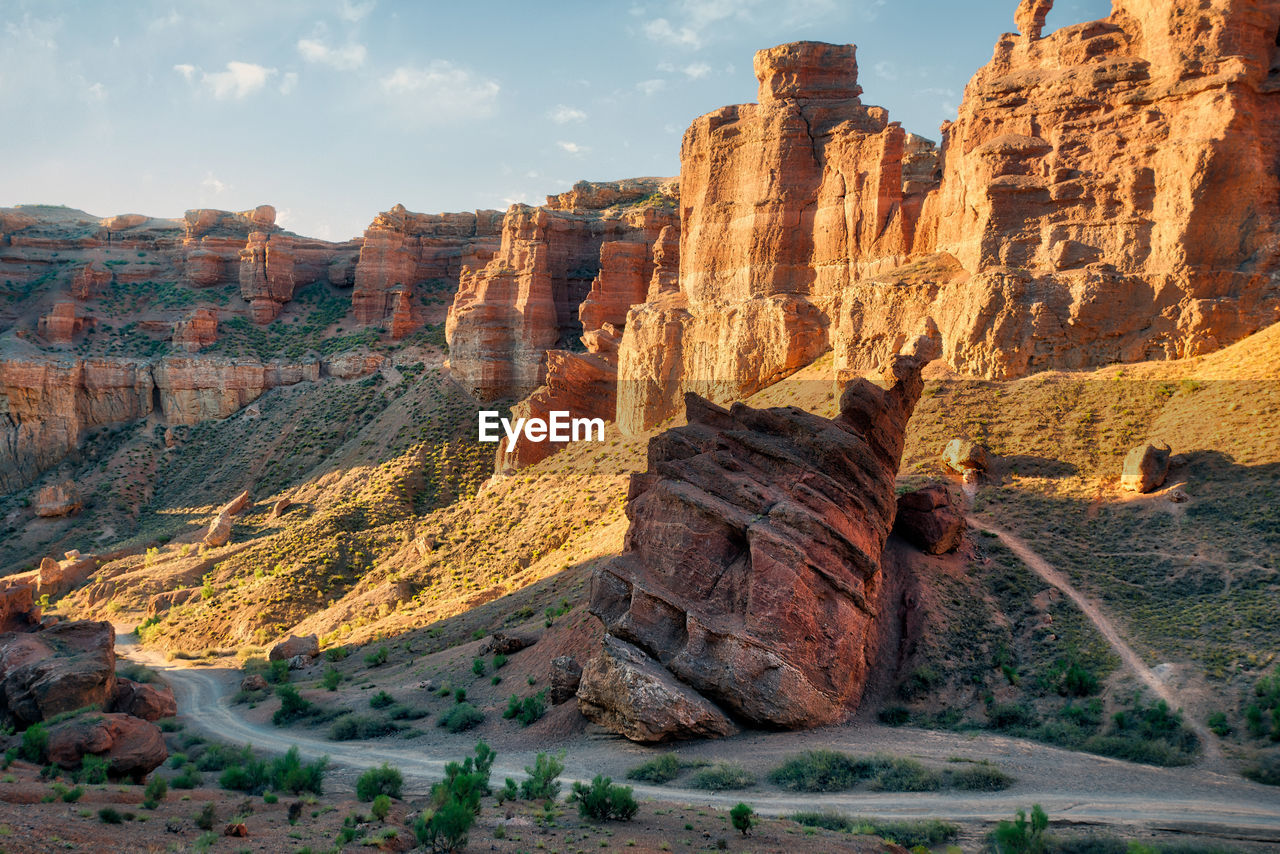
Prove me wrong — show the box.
[503,690,547,726]
[946,761,1014,791]
[172,764,202,789]
[142,775,167,809]
[371,793,391,821]
[328,713,401,741]
[688,762,755,791]
[438,703,484,733]
[868,758,942,792]
[878,705,910,726]
[1243,751,1280,786]
[364,646,389,667]
[791,813,959,847]
[195,802,216,830]
[492,653,507,670]
[20,723,48,763]
[75,754,110,784]
[324,646,349,662]
[414,744,495,853]
[220,745,326,795]
[322,667,341,691]
[570,775,638,821]
[519,751,564,801]
[626,753,683,784]
[730,803,754,836]
[992,804,1048,854]
[370,690,394,709]
[767,750,868,792]
[472,658,486,677]
[98,807,123,824]
[414,799,473,853]
[272,685,313,726]
[1207,711,1231,737]
[356,763,403,801]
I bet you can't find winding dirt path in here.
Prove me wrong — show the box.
[965,516,1221,763]
[121,640,1280,843]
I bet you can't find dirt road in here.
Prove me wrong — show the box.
[125,640,1280,845]
[966,516,1221,762]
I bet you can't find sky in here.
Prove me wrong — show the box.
[0,0,1111,241]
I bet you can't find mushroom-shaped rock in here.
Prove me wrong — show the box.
[1121,442,1171,493]
[894,484,966,554]
[576,636,736,742]
[942,438,989,481]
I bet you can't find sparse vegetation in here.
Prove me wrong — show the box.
[569,775,639,821]
[356,764,403,802]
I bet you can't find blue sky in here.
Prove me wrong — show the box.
[0,0,1111,240]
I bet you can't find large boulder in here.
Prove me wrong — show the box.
[576,636,735,742]
[0,585,40,633]
[480,631,539,656]
[942,439,988,482]
[33,481,81,518]
[550,656,583,705]
[894,485,966,555]
[46,711,167,780]
[583,336,937,737]
[111,678,177,722]
[202,512,233,548]
[0,621,116,726]
[269,634,319,662]
[1121,442,1172,493]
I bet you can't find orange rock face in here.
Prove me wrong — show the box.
[172,308,218,352]
[352,205,502,334]
[71,262,112,300]
[37,302,89,344]
[239,232,296,323]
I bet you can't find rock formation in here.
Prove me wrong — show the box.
[47,711,167,778]
[0,620,117,726]
[580,331,938,739]
[172,308,219,352]
[894,485,966,554]
[1121,442,1172,493]
[111,677,177,722]
[37,302,89,344]
[33,481,82,517]
[352,205,502,336]
[942,438,989,483]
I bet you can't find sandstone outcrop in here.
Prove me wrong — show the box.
[111,677,177,722]
[269,634,319,661]
[1121,442,1171,493]
[0,620,116,726]
[0,585,40,634]
[47,711,167,779]
[942,439,989,483]
[894,485,966,555]
[239,232,297,323]
[71,262,112,300]
[352,205,502,334]
[203,513,233,548]
[550,655,582,705]
[37,302,89,344]
[172,308,218,352]
[33,481,81,517]
[581,334,937,738]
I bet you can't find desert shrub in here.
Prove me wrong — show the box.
[989,702,1040,730]
[220,745,325,795]
[438,703,484,733]
[472,658,485,677]
[688,762,755,791]
[868,758,943,792]
[992,804,1048,854]
[369,690,394,709]
[767,750,868,792]
[98,807,123,824]
[730,803,754,836]
[791,813,960,847]
[172,764,202,789]
[878,705,910,726]
[266,659,290,684]
[1084,699,1199,766]
[364,646,389,667]
[272,684,313,726]
[454,688,466,703]
[195,802,217,830]
[387,703,428,721]
[519,751,564,801]
[371,793,391,821]
[1207,711,1231,737]
[196,743,250,772]
[627,753,683,784]
[142,775,167,808]
[415,744,494,853]
[324,646,349,662]
[357,763,403,801]
[946,761,1014,792]
[492,653,507,669]
[328,713,401,741]
[1243,750,1280,786]
[570,775,638,821]
[322,667,341,691]
[503,690,546,726]
[75,754,110,784]
[50,782,84,803]
[20,723,47,762]
[414,798,473,853]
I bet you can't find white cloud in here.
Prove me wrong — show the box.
[173,63,195,81]
[873,60,897,81]
[297,37,366,70]
[643,17,699,48]
[682,62,711,79]
[279,72,298,95]
[339,0,376,22]
[636,78,666,96]
[557,141,589,155]
[549,104,586,124]
[86,82,106,101]
[201,173,227,195]
[380,61,500,120]
[148,9,181,31]
[203,62,275,99]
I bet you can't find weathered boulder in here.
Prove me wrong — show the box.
[37,302,89,344]
[480,631,538,656]
[111,678,177,722]
[46,711,167,779]
[1121,442,1172,493]
[550,655,583,705]
[585,335,937,737]
[33,481,81,517]
[894,485,966,554]
[271,497,292,518]
[172,308,218,352]
[942,439,988,482]
[576,636,735,742]
[219,490,252,517]
[287,654,311,671]
[240,673,269,692]
[0,621,116,726]
[203,512,233,548]
[34,551,97,598]
[269,634,319,662]
[147,587,201,616]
